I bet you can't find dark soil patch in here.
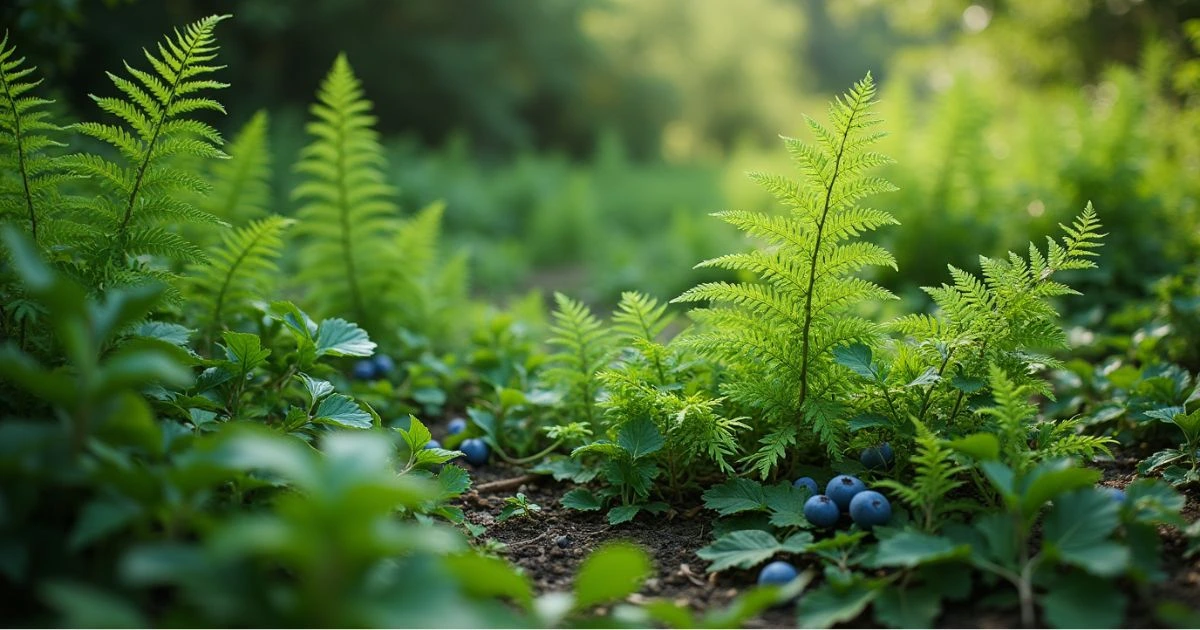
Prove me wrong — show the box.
[454,452,1199,628]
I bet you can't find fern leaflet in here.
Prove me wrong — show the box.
[203,109,271,228]
[543,292,614,432]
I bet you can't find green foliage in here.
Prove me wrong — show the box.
[0,31,75,249]
[565,417,669,524]
[496,492,542,523]
[197,109,271,230]
[184,215,292,344]
[66,14,230,294]
[292,53,402,333]
[874,418,970,532]
[675,72,899,476]
[543,292,614,432]
[1138,405,1200,487]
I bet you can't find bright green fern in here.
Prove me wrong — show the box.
[292,53,403,332]
[185,215,292,345]
[0,31,76,249]
[874,418,970,532]
[384,201,471,347]
[673,72,898,477]
[65,14,231,292]
[543,292,615,433]
[202,109,271,228]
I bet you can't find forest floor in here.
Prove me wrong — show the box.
[455,452,1200,629]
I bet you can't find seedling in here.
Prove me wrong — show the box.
[497,493,543,523]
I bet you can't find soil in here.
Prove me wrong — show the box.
[454,450,1200,629]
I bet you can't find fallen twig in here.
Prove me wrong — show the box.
[474,474,540,494]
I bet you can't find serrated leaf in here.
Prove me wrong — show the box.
[311,394,372,429]
[221,330,270,376]
[1019,460,1100,516]
[295,373,334,406]
[872,585,941,629]
[400,415,433,453]
[833,343,877,381]
[573,543,651,610]
[444,552,533,610]
[702,478,768,516]
[848,413,890,432]
[616,417,664,459]
[869,530,968,568]
[608,505,642,525]
[796,583,877,629]
[435,465,471,500]
[947,433,999,461]
[561,489,603,511]
[906,366,940,387]
[697,529,790,572]
[765,482,809,527]
[134,321,193,347]
[1124,478,1187,527]
[1044,489,1128,577]
[1041,573,1126,629]
[314,317,375,357]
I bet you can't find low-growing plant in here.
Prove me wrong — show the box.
[496,492,542,523]
[1138,405,1200,486]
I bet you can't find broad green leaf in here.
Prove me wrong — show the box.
[314,317,375,357]
[979,460,1015,504]
[269,300,315,341]
[221,331,270,376]
[1044,489,1128,577]
[416,447,462,467]
[766,482,810,527]
[616,417,664,459]
[796,583,877,629]
[467,407,498,442]
[434,465,472,501]
[1124,478,1187,527]
[573,543,651,610]
[212,429,319,489]
[312,394,372,429]
[1019,460,1101,516]
[1138,448,1185,474]
[848,413,890,432]
[906,366,940,387]
[948,433,999,461]
[833,343,877,380]
[444,553,533,610]
[869,530,968,568]
[1040,573,1126,629]
[68,497,142,551]
[971,513,1017,565]
[702,478,767,516]
[296,373,333,406]
[696,529,788,572]
[608,504,642,525]
[400,415,434,453]
[134,321,193,347]
[872,585,941,629]
[40,581,147,629]
[561,489,603,511]
[950,372,985,394]
[702,576,812,628]
[780,531,814,554]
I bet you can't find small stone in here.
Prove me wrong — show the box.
[555,535,570,548]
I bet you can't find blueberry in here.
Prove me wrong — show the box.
[373,354,396,376]
[859,443,894,470]
[803,494,840,528]
[555,535,570,549]
[460,438,490,466]
[757,560,798,586]
[424,439,441,450]
[352,359,377,381]
[848,490,891,529]
[792,476,819,495]
[825,475,867,512]
[1107,487,1126,503]
[447,417,468,435]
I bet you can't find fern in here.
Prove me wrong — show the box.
[889,205,1106,428]
[383,201,470,347]
[611,290,674,384]
[202,109,271,228]
[673,73,898,476]
[543,292,614,432]
[292,53,402,332]
[185,215,292,343]
[0,31,77,249]
[65,14,231,292]
[874,418,969,532]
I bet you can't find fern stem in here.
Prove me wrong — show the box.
[115,28,203,262]
[798,92,867,405]
[0,63,38,244]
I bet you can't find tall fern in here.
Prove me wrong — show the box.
[0,31,76,249]
[292,53,402,331]
[185,215,292,344]
[202,109,271,229]
[384,201,471,346]
[65,14,230,292]
[543,292,615,432]
[673,73,898,476]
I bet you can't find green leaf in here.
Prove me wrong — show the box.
[269,301,315,342]
[444,552,533,610]
[40,581,147,629]
[314,317,376,357]
[796,583,877,629]
[1124,478,1187,527]
[948,433,999,461]
[68,496,142,551]
[221,331,270,376]
[765,482,810,528]
[608,504,642,525]
[702,478,768,516]
[833,343,878,381]
[1040,573,1126,629]
[400,415,434,453]
[296,373,334,406]
[573,543,651,610]
[434,465,471,501]
[696,529,795,572]
[906,366,940,387]
[1019,460,1101,516]
[311,394,372,429]
[616,417,664,459]
[869,530,968,568]
[872,585,941,629]
[134,321,193,347]
[1043,489,1128,577]
[979,460,1016,504]
[848,413,890,432]
[561,489,603,511]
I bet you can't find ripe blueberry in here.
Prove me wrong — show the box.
[373,353,396,376]
[447,417,468,435]
[803,494,840,528]
[424,438,441,450]
[1107,487,1126,503]
[792,476,819,495]
[848,490,891,529]
[460,438,490,466]
[859,442,894,470]
[825,475,866,511]
[757,560,798,586]
[352,359,377,381]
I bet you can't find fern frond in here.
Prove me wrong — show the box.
[292,53,402,331]
[875,417,968,532]
[381,201,470,345]
[0,31,75,249]
[543,292,615,432]
[185,215,292,340]
[203,109,271,228]
[64,14,230,290]
[674,73,897,474]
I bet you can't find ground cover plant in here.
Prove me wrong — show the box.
[2,10,1199,630]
